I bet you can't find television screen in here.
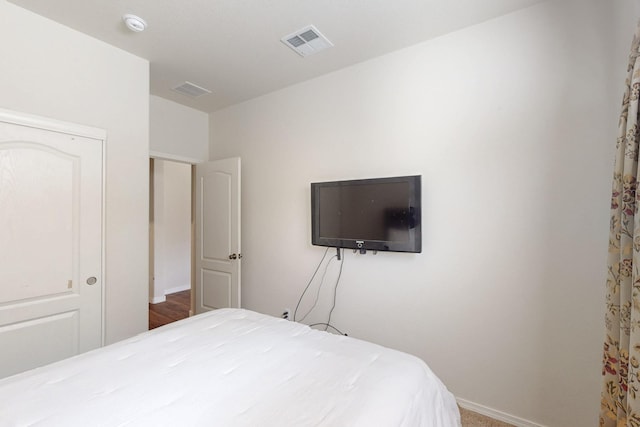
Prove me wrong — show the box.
[311,175,421,253]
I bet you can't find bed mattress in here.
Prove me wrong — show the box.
[0,308,460,426]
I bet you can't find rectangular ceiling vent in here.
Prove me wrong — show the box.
[171,81,212,98]
[281,25,333,57]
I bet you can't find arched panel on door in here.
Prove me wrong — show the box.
[0,110,104,378]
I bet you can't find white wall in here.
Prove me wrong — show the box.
[0,1,149,344]
[209,1,637,425]
[152,159,192,302]
[150,95,209,162]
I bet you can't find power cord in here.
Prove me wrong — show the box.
[293,247,347,336]
[298,253,338,322]
[294,247,330,322]
[309,323,347,336]
[325,248,344,331]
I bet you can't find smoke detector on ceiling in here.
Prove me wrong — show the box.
[281,25,333,57]
[171,81,212,98]
[123,14,147,32]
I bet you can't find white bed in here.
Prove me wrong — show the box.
[0,309,460,426]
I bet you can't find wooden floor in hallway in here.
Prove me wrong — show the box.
[149,290,191,329]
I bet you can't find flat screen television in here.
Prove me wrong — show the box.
[311,175,421,253]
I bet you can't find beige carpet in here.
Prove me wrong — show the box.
[460,407,515,427]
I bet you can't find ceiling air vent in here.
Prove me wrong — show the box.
[281,25,333,57]
[171,81,212,98]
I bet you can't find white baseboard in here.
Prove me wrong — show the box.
[165,284,190,295]
[149,285,189,304]
[149,295,166,304]
[457,398,546,427]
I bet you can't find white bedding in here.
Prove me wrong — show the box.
[0,309,460,426]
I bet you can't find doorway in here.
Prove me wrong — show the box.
[148,155,242,328]
[149,157,194,329]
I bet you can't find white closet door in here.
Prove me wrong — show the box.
[0,111,104,378]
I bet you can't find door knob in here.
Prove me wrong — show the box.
[86,277,97,285]
[228,254,237,260]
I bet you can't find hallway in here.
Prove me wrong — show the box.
[148,290,190,329]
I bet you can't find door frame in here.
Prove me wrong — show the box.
[149,151,203,317]
[0,108,107,346]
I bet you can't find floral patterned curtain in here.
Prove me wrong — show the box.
[601,23,640,427]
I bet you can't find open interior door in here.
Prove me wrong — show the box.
[195,157,241,313]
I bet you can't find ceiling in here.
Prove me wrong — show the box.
[8,0,544,113]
